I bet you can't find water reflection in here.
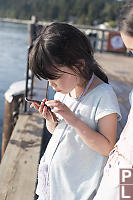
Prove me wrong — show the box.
[0,21,28,154]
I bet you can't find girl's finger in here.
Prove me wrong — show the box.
[42,98,47,103]
[42,107,53,120]
[39,102,45,113]
[30,103,40,110]
[42,106,48,118]
[45,100,61,107]
[42,105,48,115]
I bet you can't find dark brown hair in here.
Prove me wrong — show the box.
[29,22,108,83]
[119,0,133,36]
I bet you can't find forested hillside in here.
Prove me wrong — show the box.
[0,0,124,25]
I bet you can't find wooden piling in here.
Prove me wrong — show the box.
[24,16,39,112]
[1,100,14,158]
[24,17,43,112]
[1,94,23,159]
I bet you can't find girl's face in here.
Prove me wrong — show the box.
[48,66,81,94]
[120,32,133,53]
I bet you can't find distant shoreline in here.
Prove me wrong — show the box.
[0,17,31,24]
[0,17,52,27]
[0,17,117,33]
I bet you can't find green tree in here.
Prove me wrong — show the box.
[0,0,124,25]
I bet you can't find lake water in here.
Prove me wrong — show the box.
[0,21,28,155]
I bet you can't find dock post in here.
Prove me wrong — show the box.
[100,30,105,53]
[24,16,38,112]
[1,94,23,159]
[1,100,14,158]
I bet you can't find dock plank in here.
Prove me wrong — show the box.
[0,112,44,200]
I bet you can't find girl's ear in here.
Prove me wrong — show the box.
[77,59,85,67]
[72,59,85,75]
[75,59,85,71]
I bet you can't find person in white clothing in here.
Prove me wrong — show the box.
[29,22,121,200]
[94,1,133,199]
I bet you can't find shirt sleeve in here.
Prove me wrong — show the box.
[95,86,121,121]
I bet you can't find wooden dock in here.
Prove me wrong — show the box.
[0,78,50,200]
[0,52,132,199]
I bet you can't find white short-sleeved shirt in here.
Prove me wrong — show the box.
[94,89,133,200]
[37,83,121,200]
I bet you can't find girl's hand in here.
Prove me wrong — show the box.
[30,98,58,123]
[45,100,77,126]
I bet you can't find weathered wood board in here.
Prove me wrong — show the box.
[0,112,44,200]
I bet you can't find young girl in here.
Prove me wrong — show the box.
[29,23,121,200]
[94,1,133,199]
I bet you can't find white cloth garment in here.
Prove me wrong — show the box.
[36,83,121,200]
[94,89,133,200]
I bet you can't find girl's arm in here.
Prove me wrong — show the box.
[70,113,117,156]
[45,100,117,156]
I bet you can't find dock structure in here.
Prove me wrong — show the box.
[0,78,51,200]
[0,112,43,200]
[0,52,132,199]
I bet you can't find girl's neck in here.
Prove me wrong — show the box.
[69,85,85,98]
[69,76,104,98]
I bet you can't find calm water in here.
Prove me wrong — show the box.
[0,21,28,154]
